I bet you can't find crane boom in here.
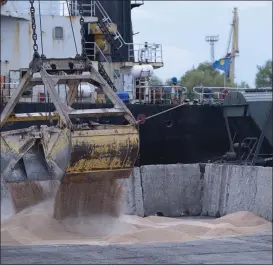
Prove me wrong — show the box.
[227,7,239,85]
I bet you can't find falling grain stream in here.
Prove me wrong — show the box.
[7,179,124,220]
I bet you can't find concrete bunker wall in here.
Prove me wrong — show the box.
[1,164,271,222]
[122,164,272,221]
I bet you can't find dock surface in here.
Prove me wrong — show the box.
[1,232,272,264]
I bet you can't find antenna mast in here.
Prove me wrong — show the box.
[205,35,219,63]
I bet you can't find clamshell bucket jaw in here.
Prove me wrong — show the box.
[1,126,72,182]
[0,57,139,184]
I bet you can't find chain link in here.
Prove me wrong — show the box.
[29,0,39,54]
[78,0,86,57]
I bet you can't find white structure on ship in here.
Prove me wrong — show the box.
[0,0,163,103]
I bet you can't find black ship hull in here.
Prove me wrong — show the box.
[1,103,231,166]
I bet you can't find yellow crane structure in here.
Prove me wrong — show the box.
[225,7,239,86]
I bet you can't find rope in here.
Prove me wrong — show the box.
[136,103,185,124]
[66,0,79,55]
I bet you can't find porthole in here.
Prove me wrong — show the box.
[53,26,64,40]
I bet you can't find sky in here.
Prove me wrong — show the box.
[131,0,272,86]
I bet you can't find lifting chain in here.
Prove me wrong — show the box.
[78,0,86,57]
[29,0,39,56]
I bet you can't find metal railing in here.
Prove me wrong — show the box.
[0,83,98,104]
[193,86,247,104]
[132,85,187,104]
[65,0,144,17]
[193,86,273,104]
[128,43,163,64]
[64,0,95,17]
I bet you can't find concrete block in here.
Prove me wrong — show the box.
[254,167,272,221]
[121,168,144,217]
[141,164,202,217]
[202,164,231,217]
[224,165,258,214]
[203,164,272,221]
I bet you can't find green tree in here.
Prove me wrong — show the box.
[255,60,272,88]
[179,62,232,92]
[165,62,250,93]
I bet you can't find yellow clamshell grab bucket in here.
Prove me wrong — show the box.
[0,57,139,184]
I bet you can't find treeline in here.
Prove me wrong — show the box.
[151,59,272,91]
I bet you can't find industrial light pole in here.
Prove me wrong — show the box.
[205,35,219,63]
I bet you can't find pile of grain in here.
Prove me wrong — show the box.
[1,201,272,245]
[1,178,272,245]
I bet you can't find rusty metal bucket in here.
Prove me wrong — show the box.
[64,125,139,183]
[1,124,139,184]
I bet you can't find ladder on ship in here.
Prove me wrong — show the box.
[94,0,125,61]
[80,1,120,92]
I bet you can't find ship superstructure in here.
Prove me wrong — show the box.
[0,0,163,103]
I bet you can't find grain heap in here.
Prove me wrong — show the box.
[1,188,272,246]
